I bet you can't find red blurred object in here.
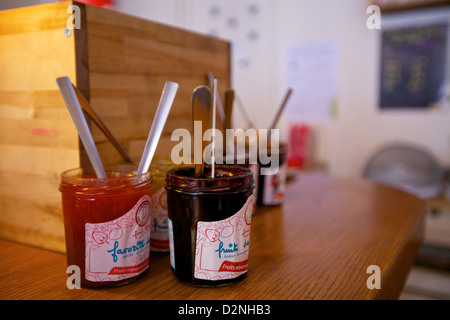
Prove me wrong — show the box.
[287,124,313,169]
[61,0,113,7]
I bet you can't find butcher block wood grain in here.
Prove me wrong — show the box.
[0,1,231,253]
[0,174,425,300]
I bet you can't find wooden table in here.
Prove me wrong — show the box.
[0,173,425,300]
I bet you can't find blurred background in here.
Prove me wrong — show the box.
[1,0,450,299]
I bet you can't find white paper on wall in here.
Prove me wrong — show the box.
[285,41,340,122]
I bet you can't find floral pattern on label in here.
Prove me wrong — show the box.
[150,188,169,252]
[85,195,151,282]
[194,195,254,280]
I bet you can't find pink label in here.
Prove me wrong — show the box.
[150,188,169,252]
[194,195,254,281]
[85,195,151,282]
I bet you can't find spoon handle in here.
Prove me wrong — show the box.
[137,81,178,175]
[56,76,106,178]
[192,86,211,178]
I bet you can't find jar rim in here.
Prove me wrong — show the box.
[60,165,151,191]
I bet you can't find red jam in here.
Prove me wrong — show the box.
[59,165,152,288]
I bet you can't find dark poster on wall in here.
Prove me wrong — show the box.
[379,23,448,109]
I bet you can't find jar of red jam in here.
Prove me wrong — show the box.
[59,165,152,288]
[165,165,255,286]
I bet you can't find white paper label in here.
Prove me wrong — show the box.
[168,217,175,270]
[262,162,287,205]
[194,195,254,280]
[150,188,169,252]
[85,195,151,282]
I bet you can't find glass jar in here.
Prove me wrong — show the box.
[257,142,288,206]
[149,159,175,254]
[165,165,255,286]
[59,165,152,288]
[223,148,259,213]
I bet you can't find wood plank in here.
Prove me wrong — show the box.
[0,2,79,253]
[0,90,70,120]
[0,118,78,148]
[0,29,76,91]
[124,34,229,68]
[0,1,69,36]
[0,144,79,175]
[0,171,61,203]
[0,171,65,252]
[85,3,159,38]
[0,219,65,254]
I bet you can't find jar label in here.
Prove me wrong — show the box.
[249,163,259,208]
[168,217,175,270]
[262,161,287,205]
[85,195,151,282]
[194,195,254,280]
[150,188,169,252]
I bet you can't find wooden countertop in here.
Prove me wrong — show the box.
[0,173,425,300]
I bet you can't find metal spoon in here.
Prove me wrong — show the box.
[207,71,225,121]
[268,88,293,141]
[192,85,211,178]
[269,88,293,132]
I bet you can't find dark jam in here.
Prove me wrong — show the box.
[59,165,152,288]
[165,165,255,286]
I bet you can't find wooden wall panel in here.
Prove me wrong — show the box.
[0,2,79,252]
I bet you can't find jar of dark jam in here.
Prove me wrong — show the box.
[59,165,152,288]
[257,142,288,206]
[165,165,255,286]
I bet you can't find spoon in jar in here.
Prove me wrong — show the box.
[207,71,225,121]
[192,85,211,178]
[268,88,293,141]
[56,76,106,178]
[269,88,293,132]
[210,78,218,178]
[137,81,179,175]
